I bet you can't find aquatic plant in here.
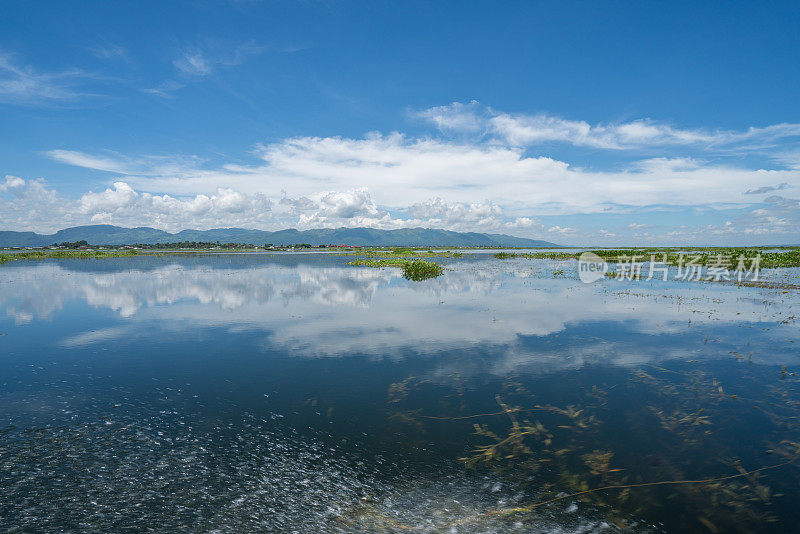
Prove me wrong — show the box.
[401,259,444,281]
[524,246,800,268]
[346,257,444,281]
[348,248,463,259]
[494,252,518,259]
[347,258,409,268]
[0,249,138,265]
[385,359,800,532]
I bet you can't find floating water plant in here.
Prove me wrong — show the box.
[401,259,444,281]
[524,246,800,268]
[347,257,444,281]
[347,258,409,268]
[0,249,138,265]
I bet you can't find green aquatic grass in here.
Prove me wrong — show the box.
[401,259,444,281]
[524,247,800,268]
[347,257,444,281]
[347,258,410,268]
[0,249,139,265]
[494,252,518,259]
[388,358,798,532]
[372,250,461,258]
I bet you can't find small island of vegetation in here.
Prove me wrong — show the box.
[347,257,444,281]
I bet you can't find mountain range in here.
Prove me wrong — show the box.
[0,225,559,248]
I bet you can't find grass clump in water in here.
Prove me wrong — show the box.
[0,249,138,265]
[494,252,518,259]
[349,257,444,281]
[347,258,409,268]
[401,259,444,281]
[524,247,800,268]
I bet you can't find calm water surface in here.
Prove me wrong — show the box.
[1,253,799,532]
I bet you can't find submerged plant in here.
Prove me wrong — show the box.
[392,363,800,531]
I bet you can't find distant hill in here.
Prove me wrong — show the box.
[0,225,559,248]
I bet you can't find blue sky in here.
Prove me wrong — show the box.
[1,1,799,244]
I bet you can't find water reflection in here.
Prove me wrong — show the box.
[1,255,799,532]
[0,256,796,367]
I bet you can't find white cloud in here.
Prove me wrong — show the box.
[0,179,274,233]
[46,149,204,175]
[317,188,382,218]
[0,175,26,193]
[174,51,214,76]
[737,195,800,236]
[404,197,532,232]
[419,102,800,150]
[2,172,798,244]
[80,181,139,213]
[546,225,577,235]
[48,150,132,174]
[88,45,127,61]
[0,52,93,105]
[416,101,485,134]
[408,197,500,221]
[52,133,797,217]
[141,80,185,99]
[743,182,791,195]
[16,103,800,243]
[173,42,265,76]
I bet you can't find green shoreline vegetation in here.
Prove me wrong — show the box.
[3,244,799,272]
[0,249,139,264]
[512,247,800,269]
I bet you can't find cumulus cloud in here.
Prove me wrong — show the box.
[48,133,798,218]
[0,175,549,236]
[97,186,272,230]
[736,195,800,236]
[403,197,533,232]
[14,103,800,243]
[80,181,139,213]
[316,188,383,218]
[0,175,26,193]
[2,173,798,245]
[0,179,274,233]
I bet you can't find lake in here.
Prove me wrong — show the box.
[1,253,799,532]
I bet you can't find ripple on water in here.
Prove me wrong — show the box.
[0,411,641,533]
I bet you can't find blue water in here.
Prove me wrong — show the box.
[1,253,799,532]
